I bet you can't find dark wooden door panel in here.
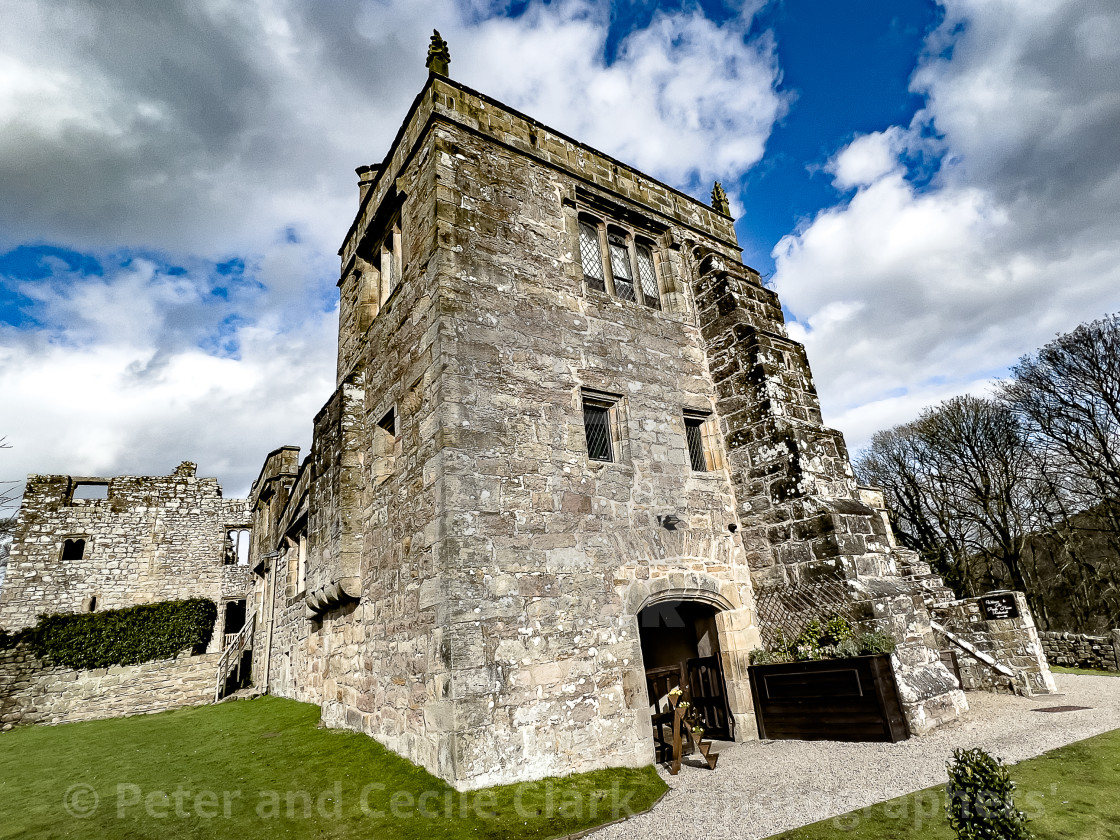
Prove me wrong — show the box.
[749,655,910,743]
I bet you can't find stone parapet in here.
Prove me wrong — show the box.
[0,645,221,731]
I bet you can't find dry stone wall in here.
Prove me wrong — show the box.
[0,645,220,730]
[1038,630,1120,671]
[0,462,251,645]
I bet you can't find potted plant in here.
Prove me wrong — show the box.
[747,616,909,742]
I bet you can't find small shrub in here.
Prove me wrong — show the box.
[751,620,898,665]
[857,630,898,655]
[822,615,854,646]
[835,637,861,658]
[945,747,1032,840]
[26,598,217,669]
[749,648,790,666]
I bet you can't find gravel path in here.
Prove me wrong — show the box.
[594,674,1120,840]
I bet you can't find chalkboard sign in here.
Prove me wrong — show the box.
[980,593,1020,621]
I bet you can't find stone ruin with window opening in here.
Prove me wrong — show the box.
[0,461,252,652]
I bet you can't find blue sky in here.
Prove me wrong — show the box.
[1,0,1119,500]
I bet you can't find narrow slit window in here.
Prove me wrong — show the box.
[374,408,397,484]
[380,239,396,303]
[636,243,661,310]
[685,416,707,472]
[377,408,396,436]
[608,232,636,302]
[583,403,613,462]
[579,220,606,292]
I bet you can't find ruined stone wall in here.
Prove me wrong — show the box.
[0,645,221,730]
[1038,629,1120,671]
[0,462,251,643]
[932,593,1057,696]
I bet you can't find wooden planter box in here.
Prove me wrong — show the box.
[748,654,910,743]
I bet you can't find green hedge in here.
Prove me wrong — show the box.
[13,598,217,669]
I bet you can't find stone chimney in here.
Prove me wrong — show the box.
[356,165,380,203]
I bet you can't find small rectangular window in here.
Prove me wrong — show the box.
[579,220,606,292]
[583,402,614,462]
[377,408,396,436]
[62,538,87,560]
[72,482,108,501]
[685,416,707,472]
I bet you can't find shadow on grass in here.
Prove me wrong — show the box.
[0,696,666,840]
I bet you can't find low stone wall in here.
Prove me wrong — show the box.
[1038,630,1120,671]
[0,645,221,731]
[931,592,1057,696]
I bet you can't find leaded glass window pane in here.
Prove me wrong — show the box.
[685,417,707,472]
[579,222,606,292]
[583,403,613,462]
[608,234,636,302]
[636,244,661,310]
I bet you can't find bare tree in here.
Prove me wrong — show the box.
[1002,313,1120,627]
[856,396,1049,617]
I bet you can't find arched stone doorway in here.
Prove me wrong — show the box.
[638,599,735,761]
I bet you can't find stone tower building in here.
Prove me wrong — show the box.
[247,60,966,790]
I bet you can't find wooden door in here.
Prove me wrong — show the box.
[686,655,734,740]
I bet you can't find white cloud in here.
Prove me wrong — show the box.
[827,127,907,190]
[773,0,1120,454]
[0,0,785,498]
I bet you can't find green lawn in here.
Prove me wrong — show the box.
[0,697,666,840]
[767,727,1120,839]
[1051,665,1120,677]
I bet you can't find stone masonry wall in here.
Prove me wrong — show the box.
[0,462,252,648]
[255,73,763,791]
[253,72,967,791]
[253,112,450,781]
[0,645,221,731]
[932,593,1057,696]
[428,112,759,788]
[1038,630,1120,671]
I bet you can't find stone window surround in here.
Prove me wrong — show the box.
[577,212,665,311]
[579,387,630,466]
[69,480,109,503]
[223,527,252,566]
[283,518,310,600]
[353,214,404,333]
[60,535,91,561]
[373,405,400,485]
[683,408,726,473]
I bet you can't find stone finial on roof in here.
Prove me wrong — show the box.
[426,30,450,76]
[710,181,731,216]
